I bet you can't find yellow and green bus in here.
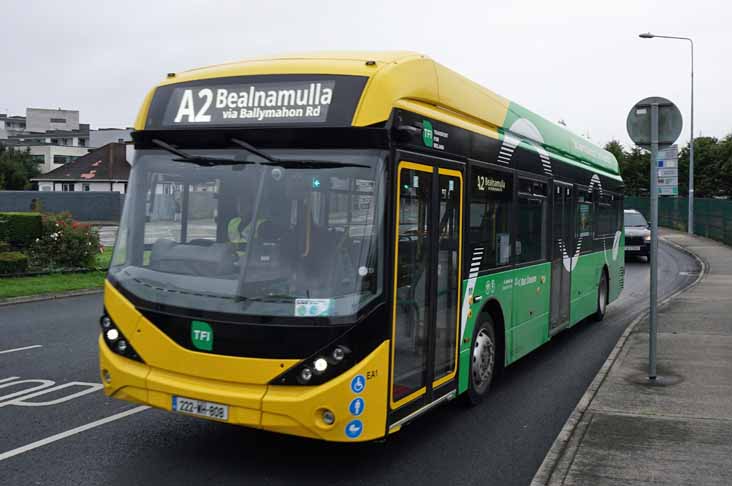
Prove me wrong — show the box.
[100,51,624,442]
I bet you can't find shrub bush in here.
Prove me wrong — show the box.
[0,251,29,275]
[0,240,11,252]
[28,212,101,270]
[0,212,42,249]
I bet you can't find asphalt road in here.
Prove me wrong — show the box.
[0,243,699,486]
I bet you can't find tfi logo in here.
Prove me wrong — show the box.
[191,320,213,351]
[422,120,434,147]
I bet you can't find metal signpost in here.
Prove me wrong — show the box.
[627,97,682,380]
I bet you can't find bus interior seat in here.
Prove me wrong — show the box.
[149,238,237,277]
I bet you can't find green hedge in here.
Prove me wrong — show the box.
[0,212,42,249]
[0,251,29,275]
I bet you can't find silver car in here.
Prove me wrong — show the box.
[624,209,651,262]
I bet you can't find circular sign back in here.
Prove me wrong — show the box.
[627,96,683,150]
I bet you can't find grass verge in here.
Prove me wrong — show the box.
[0,271,106,300]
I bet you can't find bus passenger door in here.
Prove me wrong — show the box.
[550,182,573,330]
[390,161,463,415]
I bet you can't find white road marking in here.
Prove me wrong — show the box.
[0,381,103,408]
[0,405,150,462]
[0,379,56,402]
[0,345,43,355]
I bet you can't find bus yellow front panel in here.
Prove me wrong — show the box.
[261,341,390,442]
[104,282,299,385]
[99,334,149,405]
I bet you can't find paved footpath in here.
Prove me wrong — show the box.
[533,228,732,486]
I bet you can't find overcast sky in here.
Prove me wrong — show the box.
[2,0,729,149]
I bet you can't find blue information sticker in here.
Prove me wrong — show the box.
[349,397,365,416]
[350,374,366,394]
[345,419,363,439]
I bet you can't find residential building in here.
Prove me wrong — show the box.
[0,114,27,139]
[90,127,135,162]
[1,107,92,173]
[3,139,90,173]
[32,142,130,193]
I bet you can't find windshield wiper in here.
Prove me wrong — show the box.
[152,139,252,167]
[230,137,368,169]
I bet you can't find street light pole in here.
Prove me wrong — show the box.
[639,33,695,234]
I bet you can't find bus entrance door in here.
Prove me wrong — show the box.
[390,161,463,415]
[550,182,573,330]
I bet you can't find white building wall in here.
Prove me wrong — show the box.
[26,108,80,133]
[39,181,126,193]
[111,182,127,193]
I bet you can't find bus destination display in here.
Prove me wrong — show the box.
[145,75,368,129]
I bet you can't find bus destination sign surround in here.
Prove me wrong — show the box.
[145,75,368,129]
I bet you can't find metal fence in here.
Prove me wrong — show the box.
[0,191,125,222]
[625,196,732,246]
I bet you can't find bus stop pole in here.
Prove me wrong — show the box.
[649,103,659,380]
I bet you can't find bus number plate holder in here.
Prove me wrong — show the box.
[172,396,229,421]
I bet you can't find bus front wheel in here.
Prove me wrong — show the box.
[464,316,496,405]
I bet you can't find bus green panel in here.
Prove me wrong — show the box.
[570,251,603,326]
[509,262,551,362]
[457,244,623,395]
[609,232,625,302]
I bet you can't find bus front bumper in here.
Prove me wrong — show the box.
[99,336,389,442]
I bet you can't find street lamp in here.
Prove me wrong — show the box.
[639,32,695,234]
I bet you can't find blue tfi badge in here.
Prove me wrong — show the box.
[345,419,363,439]
[350,375,366,394]
[349,397,365,416]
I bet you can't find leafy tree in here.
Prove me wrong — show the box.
[604,140,625,164]
[0,143,41,190]
[604,140,650,196]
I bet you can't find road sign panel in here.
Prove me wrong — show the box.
[658,145,679,161]
[627,98,682,150]
[658,168,678,177]
[658,177,678,186]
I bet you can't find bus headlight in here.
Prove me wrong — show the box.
[331,346,346,362]
[300,367,313,383]
[275,344,353,386]
[314,358,328,373]
[100,312,144,363]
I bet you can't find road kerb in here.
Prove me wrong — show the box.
[0,288,103,307]
[530,236,706,486]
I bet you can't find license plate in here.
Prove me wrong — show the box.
[172,396,228,421]
[626,245,641,251]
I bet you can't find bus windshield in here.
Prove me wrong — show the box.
[110,148,386,319]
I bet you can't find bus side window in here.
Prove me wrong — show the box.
[597,193,616,236]
[575,186,593,251]
[516,179,547,264]
[469,167,512,270]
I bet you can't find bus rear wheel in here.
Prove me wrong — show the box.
[464,316,496,405]
[593,271,608,322]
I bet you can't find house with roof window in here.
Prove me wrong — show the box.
[31,142,130,193]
